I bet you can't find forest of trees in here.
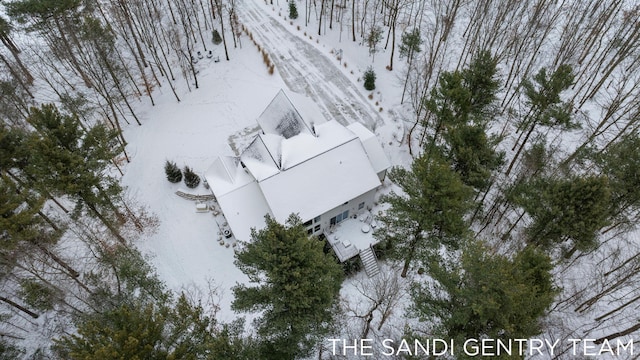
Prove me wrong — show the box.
[1,0,639,358]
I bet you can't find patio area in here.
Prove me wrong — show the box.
[325,214,380,262]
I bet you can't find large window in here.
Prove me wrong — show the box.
[336,210,350,223]
[330,210,351,226]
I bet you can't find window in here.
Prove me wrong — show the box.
[314,215,321,223]
[307,228,313,235]
[314,224,321,232]
[334,210,350,224]
[303,219,312,227]
[358,202,365,210]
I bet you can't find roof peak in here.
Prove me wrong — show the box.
[256,89,315,139]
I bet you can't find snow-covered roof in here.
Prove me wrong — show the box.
[256,89,314,139]
[280,120,356,169]
[216,180,272,242]
[347,122,391,175]
[205,156,254,196]
[259,138,381,223]
[206,90,390,240]
[240,136,280,181]
[205,156,273,241]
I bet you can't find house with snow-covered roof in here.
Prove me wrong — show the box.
[204,90,390,261]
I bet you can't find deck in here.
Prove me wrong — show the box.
[325,216,380,262]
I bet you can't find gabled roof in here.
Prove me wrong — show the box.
[280,120,356,170]
[346,122,391,175]
[205,90,391,240]
[240,136,280,181]
[256,89,314,139]
[259,137,381,223]
[205,156,273,241]
[205,156,253,196]
[216,180,272,242]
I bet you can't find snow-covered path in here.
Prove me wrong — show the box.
[238,1,385,131]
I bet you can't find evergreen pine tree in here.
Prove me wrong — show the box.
[18,279,58,311]
[375,148,474,277]
[412,242,557,351]
[399,28,422,60]
[0,339,25,360]
[288,1,298,20]
[366,27,383,57]
[183,166,200,188]
[164,160,182,183]
[597,133,640,225]
[424,51,504,191]
[23,104,125,242]
[54,245,253,359]
[363,66,376,90]
[506,64,577,175]
[212,29,222,45]
[510,175,612,256]
[232,214,343,359]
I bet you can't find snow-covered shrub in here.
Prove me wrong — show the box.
[212,29,222,45]
[364,67,376,90]
[183,166,200,188]
[165,160,182,183]
[289,1,298,20]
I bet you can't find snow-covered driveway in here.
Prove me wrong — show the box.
[238,1,385,131]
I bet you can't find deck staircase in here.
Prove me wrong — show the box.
[359,246,380,278]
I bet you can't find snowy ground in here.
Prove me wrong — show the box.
[119,0,412,326]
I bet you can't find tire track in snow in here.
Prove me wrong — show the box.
[238,1,384,130]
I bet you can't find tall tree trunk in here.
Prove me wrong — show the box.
[0,296,39,319]
[318,0,326,36]
[0,53,34,98]
[388,12,397,70]
[0,36,33,84]
[35,243,80,278]
[595,323,640,344]
[214,0,230,61]
[401,230,422,277]
[352,0,356,41]
[53,16,93,88]
[329,0,335,29]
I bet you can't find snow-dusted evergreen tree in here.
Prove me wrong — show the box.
[54,293,253,359]
[424,50,504,192]
[506,64,576,176]
[288,1,298,20]
[24,104,125,242]
[363,67,376,90]
[164,160,182,183]
[54,244,253,359]
[375,148,474,278]
[183,166,200,188]
[510,175,612,258]
[211,29,223,45]
[232,214,343,359]
[412,242,557,352]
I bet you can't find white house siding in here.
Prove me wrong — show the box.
[304,189,377,236]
